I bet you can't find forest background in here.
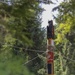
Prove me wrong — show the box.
[0,0,75,75]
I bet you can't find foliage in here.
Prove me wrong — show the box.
[0,0,47,75]
[0,55,35,75]
[54,0,75,75]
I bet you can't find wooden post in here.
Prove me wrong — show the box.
[47,20,54,75]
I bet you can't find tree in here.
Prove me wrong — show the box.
[53,0,75,75]
[0,0,47,75]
